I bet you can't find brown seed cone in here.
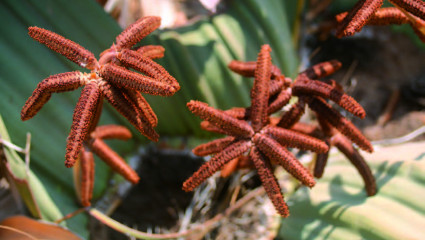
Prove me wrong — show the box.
[79,148,95,207]
[276,100,306,129]
[182,140,251,192]
[253,134,316,188]
[336,0,367,37]
[200,120,229,135]
[268,89,292,115]
[88,138,140,184]
[86,95,104,136]
[302,60,342,79]
[228,60,283,79]
[192,136,235,156]
[290,122,325,139]
[307,97,373,153]
[220,157,241,178]
[224,107,249,120]
[336,0,384,37]
[317,114,335,137]
[331,133,377,196]
[115,16,161,50]
[91,125,132,140]
[293,76,366,118]
[187,100,254,138]
[118,49,180,90]
[223,88,291,120]
[100,82,159,141]
[250,147,290,217]
[269,79,285,97]
[218,155,256,177]
[410,16,425,42]
[28,27,96,69]
[100,64,176,96]
[389,0,425,20]
[314,152,329,179]
[65,81,101,167]
[136,45,165,59]
[21,71,86,121]
[251,44,272,132]
[121,89,158,127]
[354,7,409,25]
[263,126,329,153]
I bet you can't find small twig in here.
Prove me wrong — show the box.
[306,0,333,21]
[178,192,196,235]
[376,89,400,126]
[0,133,32,178]
[54,207,88,224]
[229,185,241,206]
[0,225,38,240]
[396,4,418,24]
[0,137,26,153]
[308,47,322,62]
[371,125,425,146]
[341,60,358,93]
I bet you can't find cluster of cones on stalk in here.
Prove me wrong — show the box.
[185,45,376,217]
[21,16,179,206]
[334,0,425,41]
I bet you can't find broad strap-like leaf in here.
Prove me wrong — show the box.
[279,141,425,240]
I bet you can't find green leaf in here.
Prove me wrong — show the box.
[0,114,63,222]
[147,0,298,136]
[279,141,425,240]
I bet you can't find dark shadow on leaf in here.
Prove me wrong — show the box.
[297,176,367,240]
[328,176,367,205]
[279,159,404,240]
[374,160,403,189]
